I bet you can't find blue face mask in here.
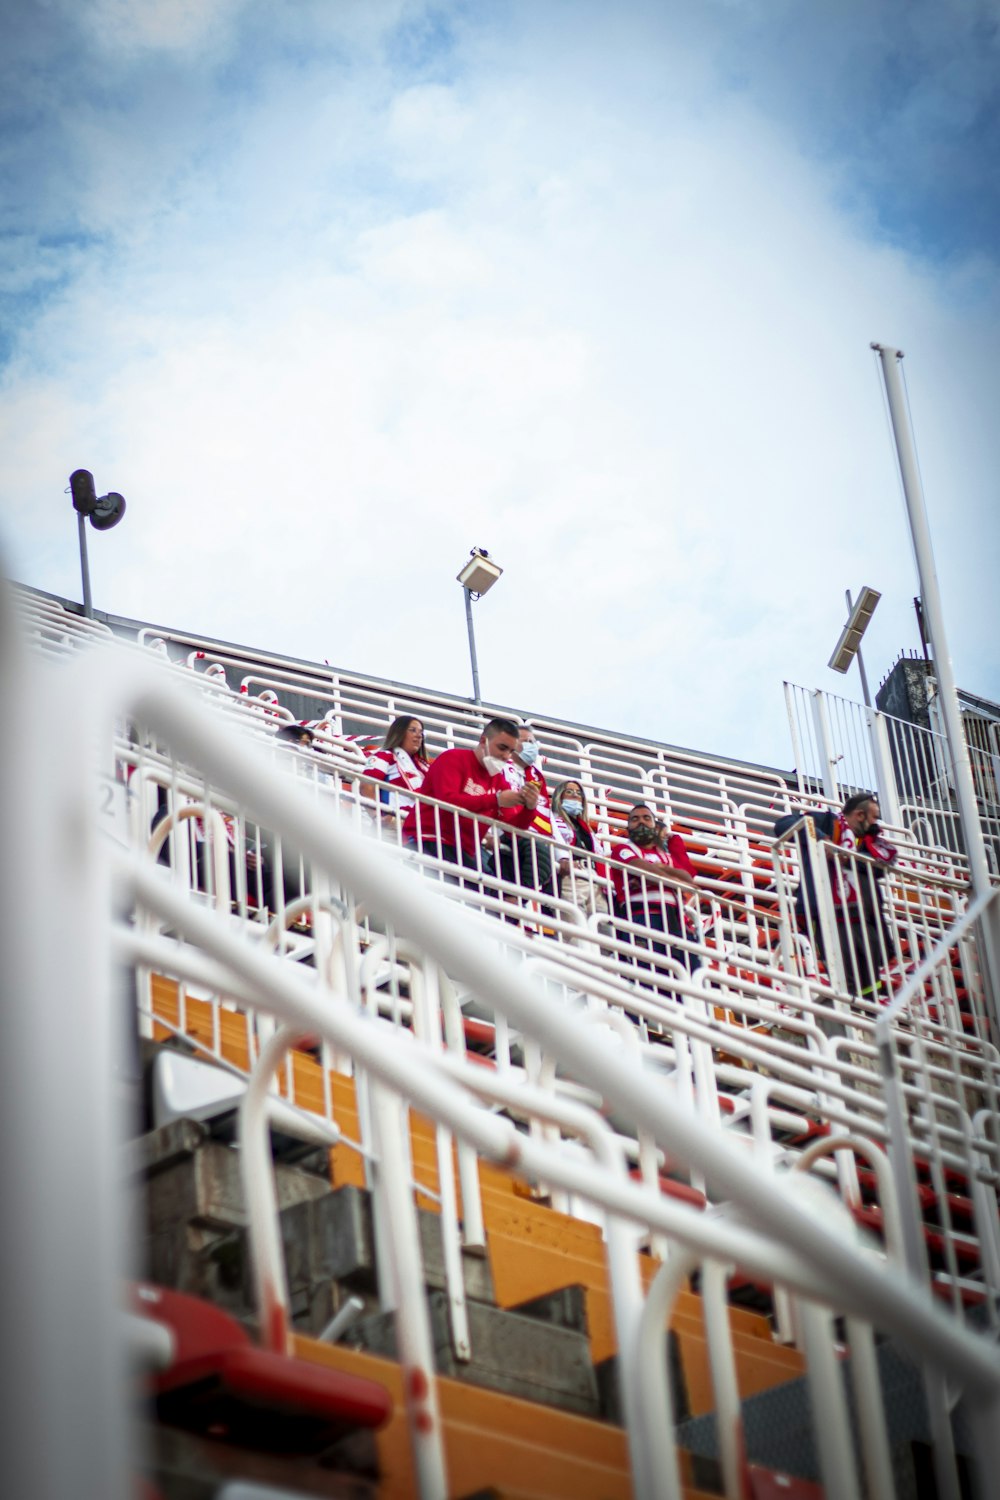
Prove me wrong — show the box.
[562,798,583,818]
[519,740,539,766]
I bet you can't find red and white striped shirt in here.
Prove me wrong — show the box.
[609,834,695,912]
[363,746,430,814]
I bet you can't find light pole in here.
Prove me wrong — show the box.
[828,585,880,709]
[70,469,126,619]
[871,342,1000,1025]
[456,547,503,705]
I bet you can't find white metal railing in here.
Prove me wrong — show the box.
[116,656,1000,1322]
[118,675,1000,1290]
[116,657,1000,1483]
[115,795,1000,1500]
[118,852,1000,1499]
[10,586,1000,1500]
[786,679,1000,876]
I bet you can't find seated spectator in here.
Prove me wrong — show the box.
[610,803,699,978]
[497,725,556,898]
[773,793,897,998]
[362,716,431,822]
[550,780,610,916]
[402,717,539,877]
[275,723,315,751]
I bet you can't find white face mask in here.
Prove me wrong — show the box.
[482,754,506,776]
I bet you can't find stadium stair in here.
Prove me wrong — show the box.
[136,1006,828,1495]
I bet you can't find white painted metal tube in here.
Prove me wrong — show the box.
[413,960,471,1363]
[369,1079,449,1499]
[798,1299,862,1500]
[635,1252,699,1500]
[239,1024,304,1352]
[0,620,131,1500]
[800,812,849,995]
[241,1023,449,1496]
[845,1315,897,1500]
[429,1053,653,1500]
[319,1295,364,1344]
[794,1134,904,1261]
[116,839,1000,1400]
[98,655,1000,1392]
[872,343,1000,1028]
[700,1261,748,1500]
[146,800,232,914]
[437,968,486,1251]
[876,884,999,1034]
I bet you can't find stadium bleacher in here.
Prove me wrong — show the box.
[6,579,1000,1500]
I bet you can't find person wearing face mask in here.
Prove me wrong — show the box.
[774,793,897,998]
[610,803,699,976]
[496,725,556,897]
[550,780,611,916]
[402,717,539,872]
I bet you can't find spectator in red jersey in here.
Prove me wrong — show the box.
[550,780,611,917]
[497,725,556,898]
[402,717,539,875]
[362,715,431,821]
[610,803,699,977]
[773,793,897,998]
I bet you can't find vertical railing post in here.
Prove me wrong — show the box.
[801,816,848,995]
[873,343,1000,1030]
[810,690,841,803]
[866,708,903,828]
[784,682,809,796]
[370,1081,449,1499]
[0,593,131,1500]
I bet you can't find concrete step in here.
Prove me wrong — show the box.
[347,1289,600,1416]
[131,1116,330,1318]
[278,1183,495,1336]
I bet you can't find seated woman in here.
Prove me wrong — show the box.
[550,780,611,916]
[362,715,431,822]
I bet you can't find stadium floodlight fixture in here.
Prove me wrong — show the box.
[70,468,126,619]
[828,585,880,675]
[457,547,503,704]
[456,547,503,597]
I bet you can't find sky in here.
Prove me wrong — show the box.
[1,0,997,769]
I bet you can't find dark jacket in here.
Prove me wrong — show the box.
[773,809,896,922]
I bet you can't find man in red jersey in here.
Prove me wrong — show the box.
[402,716,539,875]
[497,724,556,897]
[609,803,699,976]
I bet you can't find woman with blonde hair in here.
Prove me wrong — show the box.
[550,779,610,916]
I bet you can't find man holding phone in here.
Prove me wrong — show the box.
[774,793,898,998]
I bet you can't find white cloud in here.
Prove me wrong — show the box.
[1,1,996,772]
[77,0,247,57]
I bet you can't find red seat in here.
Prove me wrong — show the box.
[628,1167,707,1210]
[132,1283,392,1455]
[750,1467,823,1498]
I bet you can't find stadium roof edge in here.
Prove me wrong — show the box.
[13,580,797,785]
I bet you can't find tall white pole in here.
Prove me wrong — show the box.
[871,343,1000,1025]
[78,511,94,618]
[463,587,481,704]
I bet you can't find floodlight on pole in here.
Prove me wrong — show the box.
[70,468,126,619]
[828,585,880,706]
[456,547,502,704]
